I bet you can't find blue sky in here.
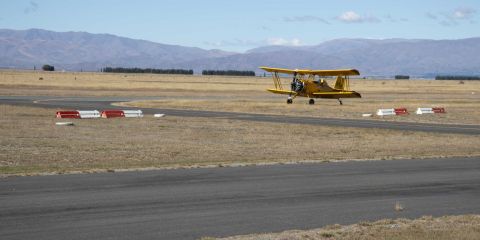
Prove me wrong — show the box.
[1,0,479,52]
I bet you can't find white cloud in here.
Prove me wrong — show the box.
[283,15,330,24]
[452,7,476,19]
[204,38,303,50]
[337,11,361,22]
[427,7,477,26]
[336,11,380,23]
[203,39,263,48]
[267,37,302,46]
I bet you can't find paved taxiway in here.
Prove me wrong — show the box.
[1,157,479,239]
[1,95,480,135]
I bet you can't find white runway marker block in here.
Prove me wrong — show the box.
[376,108,395,116]
[416,107,446,114]
[123,110,143,118]
[77,110,101,119]
[154,114,165,118]
[376,108,409,116]
[416,108,434,114]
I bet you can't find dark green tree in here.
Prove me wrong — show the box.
[42,64,55,71]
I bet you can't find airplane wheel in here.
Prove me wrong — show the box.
[287,99,293,104]
[309,99,315,105]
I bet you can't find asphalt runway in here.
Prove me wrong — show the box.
[1,157,479,240]
[2,95,480,135]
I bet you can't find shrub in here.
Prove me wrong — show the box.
[42,65,55,71]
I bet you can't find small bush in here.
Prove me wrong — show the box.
[320,232,335,238]
[42,65,54,71]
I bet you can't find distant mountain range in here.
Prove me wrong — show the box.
[1,28,480,76]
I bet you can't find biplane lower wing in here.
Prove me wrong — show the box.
[312,91,361,98]
[267,89,296,95]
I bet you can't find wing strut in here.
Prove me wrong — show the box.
[272,72,283,90]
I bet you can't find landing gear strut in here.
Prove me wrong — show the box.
[309,99,315,105]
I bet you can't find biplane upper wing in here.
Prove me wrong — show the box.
[308,69,360,76]
[259,67,312,75]
[259,66,360,76]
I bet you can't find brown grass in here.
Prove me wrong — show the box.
[116,77,480,125]
[0,70,266,94]
[208,215,480,240]
[1,70,479,175]
[3,70,476,125]
[1,104,479,176]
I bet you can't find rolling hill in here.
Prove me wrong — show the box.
[0,28,235,71]
[1,28,479,76]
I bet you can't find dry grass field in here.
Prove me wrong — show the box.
[1,71,479,238]
[1,70,480,175]
[1,104,479,175]
[206,215,480,240]
[1,70,479,125]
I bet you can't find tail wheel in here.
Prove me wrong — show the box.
[287,98,293,104]
[309,99,315,105]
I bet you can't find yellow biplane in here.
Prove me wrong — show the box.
[260,67,361,105]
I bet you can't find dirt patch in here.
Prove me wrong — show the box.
[207,215,480,240]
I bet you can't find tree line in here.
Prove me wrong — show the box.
[394,75,410,79]
[40,65,257,76]
[101,67,256,76]
[202,70,255,76]
[435,75,480,80]
[102,67,193,75]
